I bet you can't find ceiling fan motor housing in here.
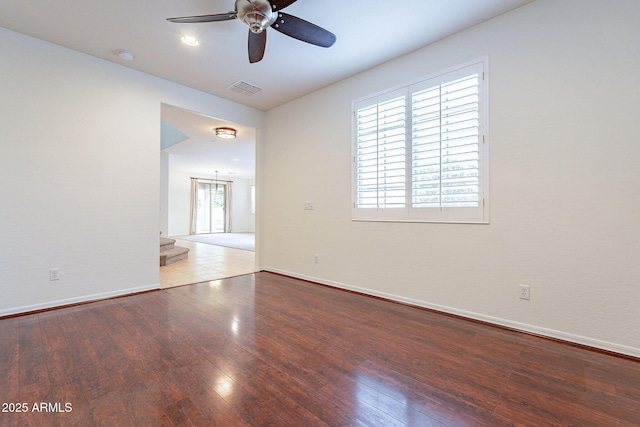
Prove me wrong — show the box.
[236,0,277,33]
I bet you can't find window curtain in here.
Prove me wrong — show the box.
[189,178,198,235]
[225,182,232,233]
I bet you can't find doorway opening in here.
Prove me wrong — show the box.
[159,103,256,288]
[196,179,227,234]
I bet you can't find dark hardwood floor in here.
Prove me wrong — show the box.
[1,272,639,426]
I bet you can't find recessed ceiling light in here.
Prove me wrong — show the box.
[181,36,200,47]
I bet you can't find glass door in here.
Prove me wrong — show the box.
[196,181,226,234]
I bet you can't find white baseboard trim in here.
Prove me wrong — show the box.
[0,283,161,318]
[261,267,640,359]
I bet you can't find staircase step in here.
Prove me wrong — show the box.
[160,246,189,266]
[160,237,176,251]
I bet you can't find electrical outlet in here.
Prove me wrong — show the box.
[49,268,60,281]
[519,284,530,300]
[304,201,314,210]
[314,254,319,264]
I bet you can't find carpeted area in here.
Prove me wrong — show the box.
[178,232,255,251]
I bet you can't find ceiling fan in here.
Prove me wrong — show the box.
[167,0,336,63]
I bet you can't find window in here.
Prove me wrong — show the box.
[196,181,227,233]
[352,59,488,223]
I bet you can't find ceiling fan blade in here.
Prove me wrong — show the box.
[271,13,336,48]
[167,12,237,23]
[269,0,298,11]
[248,30,267,63]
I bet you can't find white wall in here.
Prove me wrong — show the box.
[229,178,254,233]
[0,27,263,315]
[167,170,192,236]
[261,0,640,357]
[250,183,256,233]
[166,170,255,236]
[160,151,170,236]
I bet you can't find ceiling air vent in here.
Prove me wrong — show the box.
[227,80,263,96]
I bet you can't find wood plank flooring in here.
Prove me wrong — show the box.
[1,272,639,426]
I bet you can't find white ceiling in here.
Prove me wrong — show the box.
[161,104,256,179]
[0,0,533,180]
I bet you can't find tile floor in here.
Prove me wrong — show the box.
[159,238,255,288]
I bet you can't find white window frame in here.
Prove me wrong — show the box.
[352,58,489,224]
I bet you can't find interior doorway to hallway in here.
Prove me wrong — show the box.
[160,103,256,288]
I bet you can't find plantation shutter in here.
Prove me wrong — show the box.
[354,90,407,209]
[352,60,487,223]
[411,70,480,209]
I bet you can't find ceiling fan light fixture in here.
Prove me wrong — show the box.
[237,0,276,34]
[243,11,271,33]
[181,35,200,47]
[215,127,237,139]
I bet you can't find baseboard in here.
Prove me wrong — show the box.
[0,283,161,318]
[261,267,640,359]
